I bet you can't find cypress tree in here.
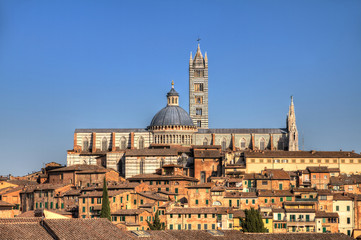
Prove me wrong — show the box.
[147,209,165,230]
[240,208,267,232]
[100,177,111,221]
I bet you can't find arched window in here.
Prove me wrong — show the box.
[120,137,126,150]
[160,158,165,168]
[260,138,266,150]
[203,138,208,145]
[221,138,227,151]
[140,158,145,174]
[101,137,108,151]
[212,201,222,206]
[278,139,284,150]
[83,137,89,151]
[240,138,246,150]
[138,137,144,149]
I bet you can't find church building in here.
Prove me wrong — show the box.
[67,44,300,179]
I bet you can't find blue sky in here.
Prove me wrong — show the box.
[0,0,360,176]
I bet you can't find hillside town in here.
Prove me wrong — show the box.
[1,147,361,239]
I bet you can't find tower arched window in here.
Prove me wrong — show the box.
[83,137,89,151]
[140,158,145,174]
[260,138,266,150]
[138,137,144,149]
[101,137,108,151]
[203,138,208,145]
[120,137,126,150]
[221,138,227,151]
[240,138,246,150]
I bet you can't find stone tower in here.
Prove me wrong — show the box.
[287,96,299,151]
[189,44,208,129]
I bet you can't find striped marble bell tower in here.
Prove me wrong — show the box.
[189,44,209,129]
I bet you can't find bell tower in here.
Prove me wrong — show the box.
[189,44,208,129]
[287,96,299,151]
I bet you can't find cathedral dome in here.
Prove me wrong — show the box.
[149,105,194,127]
[149,81,195,129]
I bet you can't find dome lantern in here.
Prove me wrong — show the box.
[167,80,179,106]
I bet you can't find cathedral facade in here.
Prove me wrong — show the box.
[67,44,298,178]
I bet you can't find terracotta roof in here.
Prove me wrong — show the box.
[79,190,128,198]
[0,218,52,240]
[0,186,23,195]
[49,164,110,173]
[167,207,234,215]
[194,149,221,158]
[138,191,168,201]
[21,183,70,193]
[263,169,290,180]
[125,231,353,240]
[5,180,38,186]
[233,209,245,218]
[187,182,214,189]
[62,188,81,196]
[333,193,353,201]
[225,192,257,198]
[305,166,330,173]
[317,189,332,195]
[125,148,178,156]
[192,145,222,150]
[244,150,361,158]
[0,200,14,207]
[44,218,133,239]
[82,181,140,191]
[293,188,317,193]
[258,190,293,197]
[112,209,148,215]
[330,174,361,186]
[316,211,339,218]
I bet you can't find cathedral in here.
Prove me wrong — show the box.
[67,44,299,178]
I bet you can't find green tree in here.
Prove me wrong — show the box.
[240,208,267,232]
[100,177,111,221]
[147,209,165,230]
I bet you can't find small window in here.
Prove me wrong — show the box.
[195,96,203,104]
[83,137,89,151]
[138,137,144,149]
[140,158,145,174]
[221,138,227,151]
[240,138,246,150]
[120,137,126,150]
[259,138,266,150]
[203,138,208,145]
[101,137,108,151]
[197,121,202,128]
[196,108,202,115]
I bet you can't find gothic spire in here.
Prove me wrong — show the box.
[287,96,298,151]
